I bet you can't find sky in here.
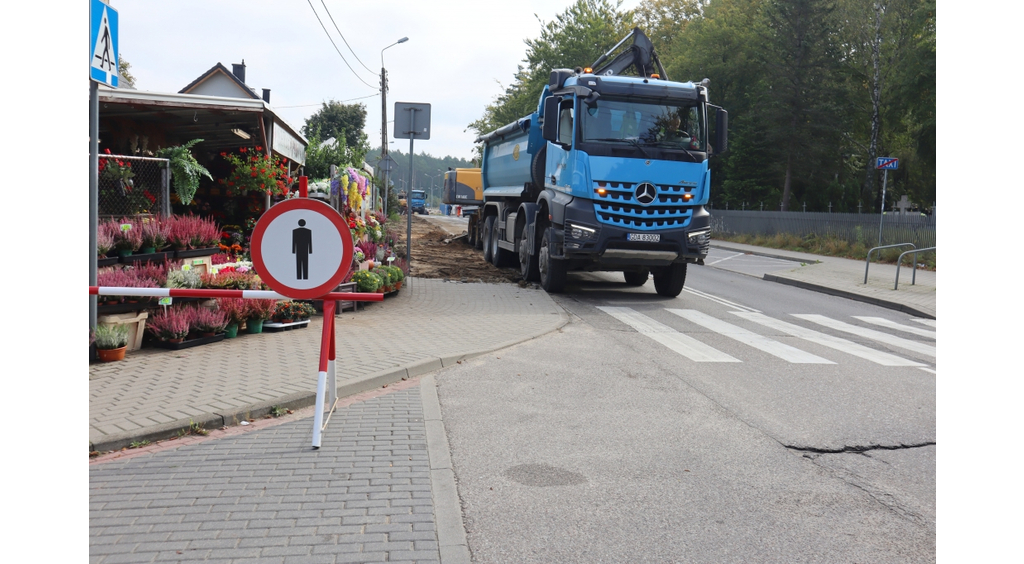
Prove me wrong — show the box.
[107,0,641,162]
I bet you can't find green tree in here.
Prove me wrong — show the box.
[468,0,634,141]
[303,126,362,180]
[118,55,136,88]
[303,101,370,155]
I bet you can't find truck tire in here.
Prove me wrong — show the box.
[519,222,540,282]
[539,227,567,293]
[653,263,687,297]
[623,269,650,286]
[490,218,513,267]
[467,216,478,248]
[482,216,495,264]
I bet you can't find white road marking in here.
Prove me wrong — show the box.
[682,288,760,313]
[853,316,936,339]
[667,309,834,364]
[732,312,924,367]
[707,252,745,266]
[912,318,937,328]
[793,314,935,358]
[918,367,936,374]
[598,307,740,362]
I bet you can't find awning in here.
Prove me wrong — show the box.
[98,88,307,165]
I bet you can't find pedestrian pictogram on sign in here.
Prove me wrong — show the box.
[90,0,119,87]
[250,199,353,299]
[876,157,899,170]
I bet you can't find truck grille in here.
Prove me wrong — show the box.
[592,181,696,231]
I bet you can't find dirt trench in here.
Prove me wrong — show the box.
[396,215,524,285]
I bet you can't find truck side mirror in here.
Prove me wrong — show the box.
[715,109,728,155]
[542,97,560,142]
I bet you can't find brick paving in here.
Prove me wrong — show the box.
[90,385,443,564]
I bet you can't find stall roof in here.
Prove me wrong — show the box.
[98,87,307,164]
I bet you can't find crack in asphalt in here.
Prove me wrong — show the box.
[785,442,935,455]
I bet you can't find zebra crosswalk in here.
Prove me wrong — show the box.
[596,306,934,368]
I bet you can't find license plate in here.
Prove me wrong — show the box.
[627,233,661,242]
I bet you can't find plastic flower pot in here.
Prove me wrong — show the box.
[245,319,264,334]
[225,323,238,338]
[96,346,127,362]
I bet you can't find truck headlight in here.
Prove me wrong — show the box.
[688,229,710,245]
[568,222,596,241]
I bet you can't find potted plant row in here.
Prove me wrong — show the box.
[146,304,229,349]
[97,215,222,265]
[265,301,315,331]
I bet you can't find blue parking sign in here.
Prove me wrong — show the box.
[876,157,898,170]
[90,0,119,87]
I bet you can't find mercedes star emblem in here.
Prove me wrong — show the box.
[634,182,657,205]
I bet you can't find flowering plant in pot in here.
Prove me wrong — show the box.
[94,324,130,361]
[184,304,228,337]
[110,217,143,257]
[218,146,291,197]
[165,214,221,251]
[97,227,114,257]
[146,308,190,342]
[350,270,382,293]
[138,218,168,254]
[244,299,278,333]
[215,297,248,337]
[372,266,393,292]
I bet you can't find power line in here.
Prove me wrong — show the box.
[305,0,378,90]
[276,93,379,109]
[320,0,377,76]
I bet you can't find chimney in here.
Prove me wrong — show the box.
[262,88,271,103]
[232,60,246,83]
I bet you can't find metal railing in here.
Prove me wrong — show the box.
[895,247,936,290]
[864,243,916,284]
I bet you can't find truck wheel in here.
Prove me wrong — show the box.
[623,269,650,286]
[474,219,484,250]
[539,227,567,293]
[490,219,513,267]
[653,263,687,297]
[482,216,495,264]
[467,216,477,248]
[519,222,540,282]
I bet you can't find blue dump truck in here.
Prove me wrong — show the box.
[474,28,727,296]
[409,189,427,214]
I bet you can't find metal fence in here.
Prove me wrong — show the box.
[98,154,170,219]
[709,209,936,248]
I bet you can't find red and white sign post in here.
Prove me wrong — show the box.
[251,197,355,448]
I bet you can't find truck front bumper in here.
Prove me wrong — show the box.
[556,199,711,268]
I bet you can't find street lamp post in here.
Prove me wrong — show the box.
[380,37,408,217]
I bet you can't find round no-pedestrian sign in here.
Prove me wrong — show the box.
[250,199,353,299]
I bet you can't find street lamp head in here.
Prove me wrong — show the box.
[398,37,409,44]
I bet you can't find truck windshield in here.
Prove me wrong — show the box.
[411,191,425,199]
[580,98,705,152]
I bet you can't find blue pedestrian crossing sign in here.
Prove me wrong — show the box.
[90,0,119,87]
[876,157,898,170]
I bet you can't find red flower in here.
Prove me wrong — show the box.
[251,171,257,177]
[255,146,263,152]
[104,148,111,154]
[220,152,227,157]
[143,190,156,204]
[240,147,247,153]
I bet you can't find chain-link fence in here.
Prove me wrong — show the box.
[98,154,170,219]
[710,210,936,248]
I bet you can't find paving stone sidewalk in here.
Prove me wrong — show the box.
[89,278,567,453]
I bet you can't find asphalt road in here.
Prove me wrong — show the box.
[435,258,935,563]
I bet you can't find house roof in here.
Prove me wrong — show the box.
[178,62,260,99]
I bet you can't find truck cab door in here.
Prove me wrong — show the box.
[545,98,574,193]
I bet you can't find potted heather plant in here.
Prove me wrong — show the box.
[215,297,247,338]
[138,218,169,255]
[244,299,277,334]
[146,308,190,343]
[111,217,143,258]
[166,214,222,257]
[186,305,228,338]
[94,324,130,362]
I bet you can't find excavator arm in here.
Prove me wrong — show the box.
[590,27,668,79]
